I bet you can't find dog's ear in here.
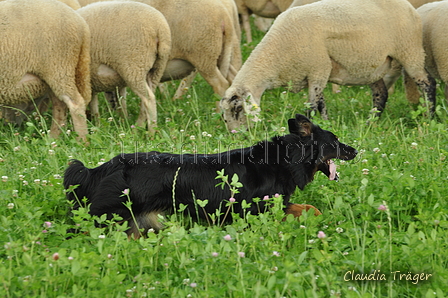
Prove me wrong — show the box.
[288,114,313,137]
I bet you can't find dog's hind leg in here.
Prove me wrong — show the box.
[127,210,165,239]
[284,203,322,218]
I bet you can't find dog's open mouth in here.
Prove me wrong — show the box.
[318,159,338,181]
[328,159,337,181]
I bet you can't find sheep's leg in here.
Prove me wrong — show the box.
[56,92,88,140]
[410,73,437,115]
[401,60,436,115]
[49,94,68,138]
[198,67,229,96]
[241,12,252,43]
[133,82,157,133]
[383,60,403,93]
[89,93,100,121]
[403,71,421,104]
[307,85,327,120]
[117,87,128,118]
[369,79,388,117]
[172,70,197,100]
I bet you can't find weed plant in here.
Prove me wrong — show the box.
[0,19,447,298]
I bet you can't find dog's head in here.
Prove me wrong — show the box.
[287,114,358,189]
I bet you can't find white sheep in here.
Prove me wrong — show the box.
[0,0,91,139]
[289,0,442,96]
[58,0,81,9]
[128,0,240,99]
[220,0,436,131]
[77,1,171,132]
[170,0,243,100]
[408,0,441,8]
[403,1,448,103]
[235,0,293,43]
[78,0,241,99]
[290,0,442,9]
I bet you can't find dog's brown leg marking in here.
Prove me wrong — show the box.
[127,210,165,239]
[284,203,322,218]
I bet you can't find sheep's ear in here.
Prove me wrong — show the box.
[288,114,313,137]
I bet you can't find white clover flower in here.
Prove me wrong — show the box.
[98,235,106,239]
[336,227,344,233]
[362,169,369,175]
[7,203,14,209]
[13,146,20,152]
[373,148,380,153]
[107,117,113,122]
[48,150,55,156]
[2,176,8,182]
[202,131,208,137]
[34,179,40,184]
[190,135,196,141]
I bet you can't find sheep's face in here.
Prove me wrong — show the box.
[220,88,261,131]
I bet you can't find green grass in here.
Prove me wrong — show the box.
[1,22,448,298]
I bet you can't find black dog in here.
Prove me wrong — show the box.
[64,114,357,238]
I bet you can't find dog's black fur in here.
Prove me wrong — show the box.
[64,114,357,237]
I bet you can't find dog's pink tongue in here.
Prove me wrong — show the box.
[329,160,336,180]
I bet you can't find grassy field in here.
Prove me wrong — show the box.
[1,23,448,298]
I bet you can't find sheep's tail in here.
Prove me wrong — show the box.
[63,159,92,209]
[148,24,172,85]
[75,20,92,106]
[218,17,234,81]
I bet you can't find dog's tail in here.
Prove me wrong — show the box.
[63,159,92,208]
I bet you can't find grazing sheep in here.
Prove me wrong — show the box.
[290,0,442,9]
[220,0,436,131]
[77,1,171,132]
[235,0,293,43]
[132,0,240,98]
[403,1,448,103]
[78,0,107,6]
[290,0,442,96]
[58,0,81,9]
[408,0,441,8]
[0,0,91,139]
[171,0,243,100]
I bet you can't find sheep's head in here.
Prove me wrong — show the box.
[220,87,261,131]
